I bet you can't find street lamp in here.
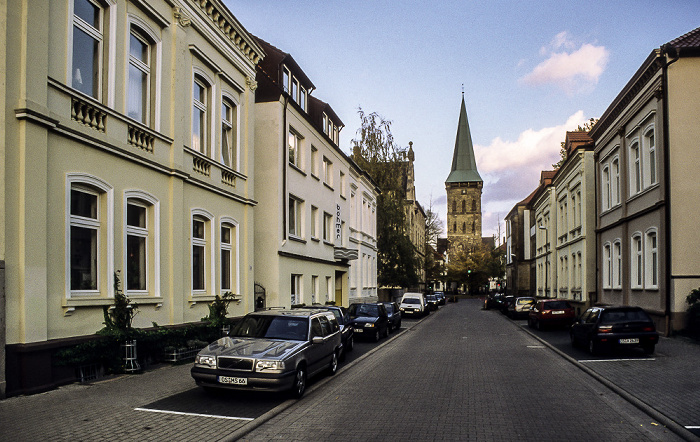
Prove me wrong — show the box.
[538,225,548,297]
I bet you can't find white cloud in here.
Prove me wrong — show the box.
[521,32,609,95]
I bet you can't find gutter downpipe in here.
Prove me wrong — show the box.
[661,45,680,335]
[282,95,289,241]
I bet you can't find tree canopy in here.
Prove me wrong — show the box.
[446,242,504,294]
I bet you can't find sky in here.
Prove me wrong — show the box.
[226,0,699,241]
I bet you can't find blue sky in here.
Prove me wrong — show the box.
[226,0,699,240]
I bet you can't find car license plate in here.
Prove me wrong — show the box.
[619,338,639,344]
[552,310,565,315]
[219,376,247,385]
[354,328,362,333]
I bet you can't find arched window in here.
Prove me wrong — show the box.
[462,200,466,213]
[462,222,466,233]
[472,200,476,212]
[452,200,457,213]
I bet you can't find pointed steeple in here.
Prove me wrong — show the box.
[446,94,482,184]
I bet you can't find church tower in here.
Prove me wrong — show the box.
[445,94,483,259]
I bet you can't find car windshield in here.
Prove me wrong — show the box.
[384,304,395,314]
[543,301,571,310]
[350,304,380,317]
[402,298,420,305]
[230,315,309,341]
[517,298,534,305]
[600,309,651,323]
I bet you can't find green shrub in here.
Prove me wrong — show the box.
[685,287,700,337]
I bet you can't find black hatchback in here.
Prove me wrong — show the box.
[570,306,659,355]
[349,303,389,342]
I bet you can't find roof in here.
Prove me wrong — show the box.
[664,26,700,52]
[445,95,482,184]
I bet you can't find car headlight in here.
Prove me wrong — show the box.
[256,360,285,372]
[195,354,217,368]
[364,323,375,327]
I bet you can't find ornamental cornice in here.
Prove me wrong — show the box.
[185,0,263,65]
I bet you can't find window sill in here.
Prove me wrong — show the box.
[63,296,163,316]
[311,237,320,242]
[323,182,334,192]
[289,235,307,244]
[311,173,320,181]
[289,163,307,176]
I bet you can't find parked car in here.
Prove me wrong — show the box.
[507,297,535,319]
[528,299,576,330]
[382,302,402,332]
[400,292,428,317]
[191,309,342,398]
[293,304,354,359]
[500,295,516,314]
[570,306,659,355]
[425,294,439,311]
[434,291,446,305]
[349,303,389,342]
[483,293,504,310]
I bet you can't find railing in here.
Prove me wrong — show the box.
[71,97,107,132]
[127,124,155,153]
[221,169,236,187]
[193,156,211,176]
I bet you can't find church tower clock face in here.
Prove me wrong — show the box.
[445,93,483,260]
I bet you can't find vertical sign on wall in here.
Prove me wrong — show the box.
[336,204,342,241]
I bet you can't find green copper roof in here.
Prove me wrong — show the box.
[446,96,482,184]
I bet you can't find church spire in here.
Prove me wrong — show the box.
[445,94,482,184]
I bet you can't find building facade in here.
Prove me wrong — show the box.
[2,0,262,396]
[589,27,700,333]
[446,95,483,261]
[550,132,596,314]
[505,190,535,297]
[532,171,557,299]
[402,143,427,290]
[253,37,378,309]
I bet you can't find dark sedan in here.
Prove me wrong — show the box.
[293,304,354,359]
[382,301,402,332]
[570,306,659,355]
[349,303,389,342]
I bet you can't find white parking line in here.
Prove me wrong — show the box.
[578,358,656,363]
[134,407,254,421]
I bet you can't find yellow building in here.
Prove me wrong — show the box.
[1,0,262,397]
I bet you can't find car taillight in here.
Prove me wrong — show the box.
[642,326,655,332]
[598,325,613,333]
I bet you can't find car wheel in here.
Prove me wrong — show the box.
[387,323,393,333]
[528,317,534,328]
[396,320,401,330]
[382,325,389,338]
[373,330,380,342]
[535,320,542,331]
[643,343,656,355]
[328,351,339,375]
[291,366,307,399]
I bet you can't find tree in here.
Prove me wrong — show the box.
[446,242,504,294]
[425,196,444,250]
[553,118,599,169]
[352,109,420,288]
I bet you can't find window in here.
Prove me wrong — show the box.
[70,187,100,291]
[291,274,301,305]
[192,217,207,291]
[67,175,113,297]
[71,0,103,98]
[610,158,620,205]
[310,206,318,238]
[340,172,346,197]
[323,212,333,242]
[603,242,611,289]
[326,276,333,302]
[291,78,298,103]
[125,201,147,292]
[299,86,307,112]
[127,27,151,124]
[220,224,232,292]
[631,233,643,289]
[288,129,301,168]
[221,98,237,168]
[645,128,657,186]
[452,200,457,213]
[289,196,302,238]
[311,275,318,304]
[630,142,641,195]
[282,67,290,93]
[472,200,477,212]
[192,75,209,154]
[646,230,658,289]
[613,240,622,289]
[311,146,318,176]
[462,222,466,233]
[602,165,611,210]
[462,200,466,213]
[323,157,333,186]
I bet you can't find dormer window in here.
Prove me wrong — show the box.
[282,66,290,93]
[299,86,307,111]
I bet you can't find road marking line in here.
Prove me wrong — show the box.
[578,358,656,363]
[527,345,546,348]
[685,426,700,429]
[134,407,254,421]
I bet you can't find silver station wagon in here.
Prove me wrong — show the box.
[191,309,342,398]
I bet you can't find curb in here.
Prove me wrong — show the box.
[513,317,698,442]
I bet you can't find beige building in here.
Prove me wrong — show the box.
[532,171,557,299]
[590,27,700,333]
[402,143,427,290]
[550,132,597,313]
[505,190,535,297]
[252,37,378,309]
[1,0,261,397]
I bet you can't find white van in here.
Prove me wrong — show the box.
[399,292,428,317]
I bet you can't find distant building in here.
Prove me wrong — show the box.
[445,94,483,261]
[401,143,427,291]
[505,190,536,297]
[532,171,557,299]
[589,26,700,334]
[252,37,378,309]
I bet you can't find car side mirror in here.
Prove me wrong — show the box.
[312,336,324,344]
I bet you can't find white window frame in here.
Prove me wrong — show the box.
[323,212,333,242]
[644,125,657,187]
[220,217,239,296]
[123,190,160,298]
[191,209,215,295]
[323,156,333,186]
[192,73,209,155]
[288,195,303,238]
[602,165,610,210]
[603,242,611,289]
[291,273,302,305]
[311,275,319,304]
[70,0,105,99]
[645,228,658,289]
[288,128,302,168]
[66,173,114,298]
[612,239,622,289]
[220,94,239,169]
[631,233,643,289]
[611,157,620,206]
[629,140,641,196]
[310,205,319,239]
